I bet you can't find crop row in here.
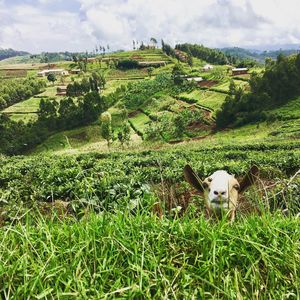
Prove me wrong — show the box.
[0,143,299,208]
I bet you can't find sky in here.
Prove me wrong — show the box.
[0,0,300,53]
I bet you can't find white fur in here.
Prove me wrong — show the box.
[207,170,234,208]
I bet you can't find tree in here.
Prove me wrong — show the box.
[72,55,78,63]
[89,72,106,92]
[162,42,175,57]
[150,37,157,48]
[139,42,146,50]
[117,122,131,148]
[172,63,185,84]
[80,91,105,123]
[38,98,58,129]
[81,77,91,93]
[173,115,185,138]
[47,73,56,85]
[117,59,139,69]
[100,112,113,148]
[187,53,193,67]
[265,57,274,69]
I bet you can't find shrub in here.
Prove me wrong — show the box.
[117,59,140,69]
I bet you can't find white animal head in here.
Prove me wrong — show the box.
[184,165,259,211]
[202,170,239,210]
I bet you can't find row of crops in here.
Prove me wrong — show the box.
[1,142,299,210]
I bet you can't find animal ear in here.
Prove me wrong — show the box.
[239,165,259,193]
[183,165,204,192]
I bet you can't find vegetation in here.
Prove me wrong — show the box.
[175,43,230,65]
[221,46,300,63]
[0,45,300,298]
[0,77,46,109]
[123,73,193,110]
[0,48,29,61]
[216,54,300,128]
[100,111,113,147]
[117,59,140,69]
[0,91,105,155]
[47,73,57,85]
[66,72,106,97]
[178,90,227,112]
[145,109,205,141]
[0,209,299,299]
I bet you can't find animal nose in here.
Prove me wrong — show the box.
[213,190,226,196]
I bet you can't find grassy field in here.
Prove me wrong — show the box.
[214,79,249,92]
[1,209,299,299]
[1,139,300,298]
[31,124,103,154]
[2,86,62,123]
[129,111,152,134]
[107,68,149,79]
[179,89,227,111]
[29,116,299,156]
[102,79,142,96]
[0,55,42,66]
[3,96,41,114]
[31,122,143,155]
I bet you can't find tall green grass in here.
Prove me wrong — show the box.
[0,207,299,299]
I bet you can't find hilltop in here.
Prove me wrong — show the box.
[220,46,300,63]
[0,48,29,61]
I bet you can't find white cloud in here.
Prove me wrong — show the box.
[0,0,300,53]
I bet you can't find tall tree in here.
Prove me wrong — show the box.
[100,112,113,148]
[150,37,157,48]
[117,122,131,148]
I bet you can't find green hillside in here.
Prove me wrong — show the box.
[0,47,299,298]
[0,48,29,61]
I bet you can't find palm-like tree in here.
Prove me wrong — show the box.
[150,37,157,48]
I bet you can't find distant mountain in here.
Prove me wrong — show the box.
[0,48,30,61]
[247,44,300,51]
[219,47,300,63]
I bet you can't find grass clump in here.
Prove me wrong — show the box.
[0,209,299,299]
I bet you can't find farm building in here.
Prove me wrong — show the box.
[203,64,214,71]
[138,61,166,67]
[56,86,67,96]
[70,69,81,74]
[38,69,69,77]
[232,68,248,76]
[87,58,97,63]
[186,77,204,82]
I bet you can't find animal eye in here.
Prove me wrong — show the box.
[233,184,240,191]
[208,178,212,182]
[202,182,209,189]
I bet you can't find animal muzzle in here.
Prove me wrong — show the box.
[211,198,229,205]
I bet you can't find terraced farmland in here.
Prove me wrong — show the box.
[179,89,227,112]
[129,111,152,136]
